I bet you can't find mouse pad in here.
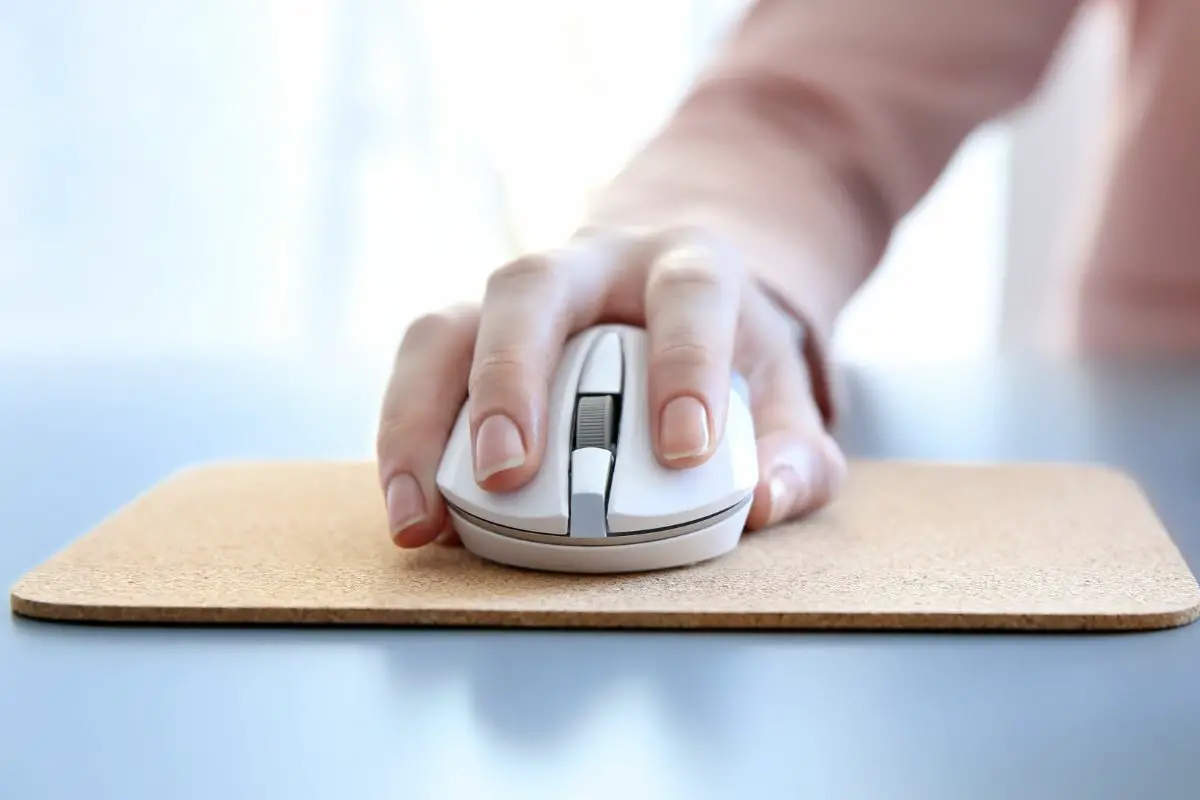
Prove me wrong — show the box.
[10,460,1200,631]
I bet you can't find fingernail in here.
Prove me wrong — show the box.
[659,395,711,460]
[766,447,824,525]
[386,473,427,541]
[474,414,526,480]
[767,466,807,526]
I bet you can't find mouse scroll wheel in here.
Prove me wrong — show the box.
[574,395,617,451]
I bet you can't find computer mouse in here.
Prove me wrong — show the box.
[435,324,758,573]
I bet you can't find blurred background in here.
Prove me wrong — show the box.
[0,0,1118,373]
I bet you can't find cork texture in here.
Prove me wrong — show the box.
[10,460,1200,631]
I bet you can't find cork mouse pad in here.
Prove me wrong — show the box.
[10,460,1200,631]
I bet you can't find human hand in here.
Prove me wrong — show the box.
[376,226,846,548]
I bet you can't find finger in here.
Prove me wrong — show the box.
[643,231,741,468]
[377,304,479,548]
[468,238,617,491]
[739,331,847,530]
[745,422,846,530]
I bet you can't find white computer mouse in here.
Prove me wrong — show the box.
[435,324,758,573]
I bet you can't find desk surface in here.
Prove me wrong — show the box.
[3,355,1200,800]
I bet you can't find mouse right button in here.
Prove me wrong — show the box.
[606,329,757,534]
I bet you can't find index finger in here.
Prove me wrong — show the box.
[467,236,620,491]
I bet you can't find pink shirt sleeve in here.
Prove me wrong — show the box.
[587,0,1083,423]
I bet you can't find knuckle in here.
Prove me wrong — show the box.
[660,222,720,251]
[484,254,560,298]
[650,339,716,373]
[468,348,536,396]
[648,244,738,303]
[659,225,736,269]
[375,416,425,463]
[398,307,472,356]
[654,256,724,290]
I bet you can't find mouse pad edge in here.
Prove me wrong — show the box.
[10,458,1200,632]
[11,594,1200,632]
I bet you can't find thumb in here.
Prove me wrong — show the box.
[743,356,847,530]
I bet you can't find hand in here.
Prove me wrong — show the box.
[376,226,846,548]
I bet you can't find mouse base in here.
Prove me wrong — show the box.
[449,504,752,574]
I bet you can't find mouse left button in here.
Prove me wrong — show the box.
[577,331,623,395]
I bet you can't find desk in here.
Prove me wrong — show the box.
[3,355,1199,799]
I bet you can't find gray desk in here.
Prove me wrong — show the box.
[3,355,1199,799]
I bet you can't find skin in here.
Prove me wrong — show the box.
[382,0,1200,540]
[375,225,847,549]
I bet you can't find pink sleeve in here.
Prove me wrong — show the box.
[587,0,1083,424]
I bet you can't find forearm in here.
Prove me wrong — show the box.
[586,0,1082,421]
[588,75,882,336]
